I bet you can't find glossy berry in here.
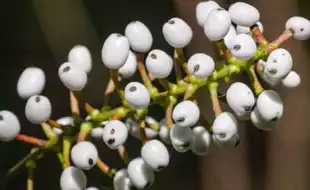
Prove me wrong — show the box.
[228,34,257,60]
[17,67,46,100]
[58,62,87,91]
[191,126,212,156]
[85,187,99,190]
[256,90,283,122]
[102,120,128,149]
[146,49,173,79]
[228,2,260,27]
[68,45,92,74]
[118,50,137,79]
[0,110,21,142]
[187,53,215,79]
[53,116,74,135]
[113,169,133,190]
[25,95,52,124]
[101,33,130,69]
[71,141,98,170]
[250,106,276,131]
[158,118,172,144]
[162,17,193,48]
[285,16,310,40]
[124,82,150,110]
[126,117,158,140]
[170,125,193,153]
[281,71,301,88]
[125,21,153,53]
[224,25,237,48]
[60,166,87,190]
[172,100,200,128]
[196,1,220,27]
[236,21,264,35]
[90,127,104,140]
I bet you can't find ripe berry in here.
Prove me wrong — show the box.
[127,157,155,189]
[170,125,193,153]
[146,49,173,79]
[58,62,87,91]
[17,67,46,100]
[158,118,172,144]
[118,50,138,79]
[250,106,276,131]
[285,16,310,40]
[141,139,170,171]
[101,33,130,69]
[102,120,128,149]
[204,8,232,41]
[228,34,257,60]
[124,82,150,110]
[228,2,260,27]
[113,169,133,190]
[68,45,92,74]
[191,126,212,156]
[187,53,215,79]
[60,166,87,190]
[90,127,104,140]
[53,116,74,135]
[125,21,153,53]
[0,110,21,142]
[224,25,237,47]
[281,71,301,88]
[126,117,158,140]
[256,90,283,121]
[71,141,98,170]
[162,17,193,48]
[85,187,99,190]
[236,21,264,35]
[25,95,52,124]
[196,1,220,27]
[172,100,200,128]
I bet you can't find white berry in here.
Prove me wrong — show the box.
[0,110,21,142]
[90,127,104,140]
[17,67,46,100]
[85,187,99,190]
[158,118,172,144]
[103,120,128,149]
[257,60,281,87]
[146,49,173,79]
[68,45,92,74]
[60,166,87,190]
[228,2,260,27]
[101,33,130,69]
[162,17,193,48]
[285,16,310,40]
[126,118,158,140]
[124,82,150,110]
[71,141,98,170]
[224,25,237,47]
[125,21,153,53]
[25,95,51,124]
[196,1,220,27]
[281,71,301,88]
[58,62,87,91]
[187,53,215,79]
[250,106,276,131]
[118,50,137,79]
[113,169,133,190]
[228,34,257,60]
[256,90,283,121]
[170,125,193,153]
[172,100,200,128]
[53,116,74,135]
[191,126,212,156]
[236,21,264,35]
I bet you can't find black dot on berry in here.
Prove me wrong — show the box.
[116,33,122,37]
[63,66,70,72]
[168,20,175,24]
[88,158,94,165]
[129,86,137,92]
[110,128,115,134]
[270,117,278,122]
[144,182,152,189]
[300,28,304,32]
[244,106,251,112]
[234,139,240,147]
[107,138,115,145]
[176,117,185,123]
[0,115,3,121]
[150,53,157,59]
[217,8,225,11]
[273,59,277,63]
[233,44,241,51]
[182,142,190,148]
[193,64,200,73]
[268,69,277,75]
[219,132,226,138]
[157,165,166,171]
[35,96,41,102]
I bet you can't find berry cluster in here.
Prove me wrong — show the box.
[1,1,309,190]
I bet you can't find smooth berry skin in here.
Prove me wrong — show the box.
[0,110,21,142]
[101,33,130,69]
[162,17,193,48]
[113,169,133,190]
[204,8,232,41]
[53,116,74,135]
[236,21,264,35]
[158,118,172,144]
[285,16,310,40]
[126,118,158,140]
[187,53,215,79]
[212,112,239,148]
[85,187,99,190]
[228,34,257,60]
[127,157,155,189]
[71,141,98,170]
[281,71,301,88]
[250,106,276,131]
[60,166,87,190]
[224,25,237,48]
[170,125,193,153]
[118,50,137,79]
[257,60,282,87]
[256,90,283,122]
[124,82,150,110]
[141,139,170,171]
[172,100,200,128]
[228,2,260,27]
[17,67,46,100]
[196,1,220,27]
[191,126,212,156]
[68,45,92,74]
[226,82,255,119]
[146,49,173,79]
[125,21,153,53]
[58,62,88,91]
[90,127,104,140]
[25,95,52,124]
[102,120,128,149]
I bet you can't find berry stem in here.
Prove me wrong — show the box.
[47,119,62,129]
[96,159,116,178]
[165,96,177,129]
[137,53,153,90]
[139,119,148,144]
[246,63,264,95]
[211,64,241,81]
[69,91,80,115]
[15,134,46,146]
[41,123,58,149]
[77,121,93,142]
[27,167,34,190]
[145,119,160,131]
[157,79,172,91]
[251,26,268,46]
[104,78,116,105]
[90,107,131,122]
[118,145,129,165]
[110,70,125,100]
[184,83,198,100]
[174,48,190,75]
[63,136,73,168]
[216,40,232,60]
[173,51,183,81]
[267,29,293,53]
[208,82,222,117]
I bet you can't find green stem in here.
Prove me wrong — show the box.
[245,64,264,95]
[63,136,73,168]
[175,48,189,75]
[208,82,222,117]
[211,64,241,81]
[110,70,125,100]
[41,123,58,148]
[90,107,131,122]
[184,83,198,100]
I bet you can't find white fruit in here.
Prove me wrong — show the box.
[196,1,220,27]
[285,16,310,40]
[0,110,21,142]
[204,8,232,41]
[187,53,215,79]
[118,50,138,79]
[127,157,155,189]
[17,67,46,100]
[60,166,87,190]
[53,116,74,135]
[71,141,98,170]
[85,187,99,190]
[172,100,200,128]
[68,45,92,73]
[141,139,170,171]
[102,120,128,149]
[158,118,172,144]
[236,21,264,35]
[250,106,276,131]
[228,34,257,60]
[191,126,212,156]
[145,49,173,79]
[162,17,193,48]
[124,82,150,110]
[125,21,153,53]
[25,95,52,124]
[281,71,301,88]
[212,112,239,148]
[90,127,104,140]
[113,169,133,190]
[228,2,260,27]
[256,90,283,121]
[170,125,193,153]
[101,33,130,69]
[58,62,87,91]
[224,25,237,47]
[125,118,158,140]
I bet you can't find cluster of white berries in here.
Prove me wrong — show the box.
[0,1,309,190]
